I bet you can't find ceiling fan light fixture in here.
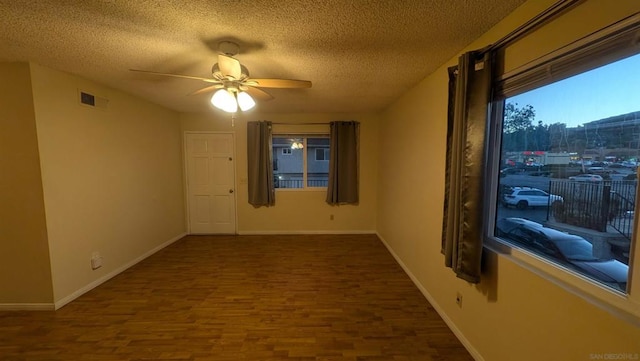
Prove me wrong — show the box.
[211,89,237,113]
[237,91,256,111]
[131,41,311,115]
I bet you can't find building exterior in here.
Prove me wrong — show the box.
[272,137,330,188]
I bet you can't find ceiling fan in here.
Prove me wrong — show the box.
[130,41,312,113]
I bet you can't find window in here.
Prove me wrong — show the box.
[272,136,330,189]
[486,15,640,318]
[492,54,639,293]
[315,148,329,161]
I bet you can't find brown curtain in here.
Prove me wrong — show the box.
[326,121,359,205]
[247,121,275,207]
[441,50,493,283]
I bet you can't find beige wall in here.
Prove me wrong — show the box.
[377,1,640,360]
[3,1,638,357]
[181,112,378,234]
[0,63,54,304]
[29,63,186,304]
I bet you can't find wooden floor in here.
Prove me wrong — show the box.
[0,234,473,361]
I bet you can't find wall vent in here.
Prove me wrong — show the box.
[78,90,109,109]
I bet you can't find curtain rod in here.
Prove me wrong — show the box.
[482,0,584,54]
[271,122,329,125]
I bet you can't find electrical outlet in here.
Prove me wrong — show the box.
[91,252,102,270]
[456,292,463,308]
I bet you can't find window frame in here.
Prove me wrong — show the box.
[483,14,640,323]
[315,148,330,161]
[272,134,330,191]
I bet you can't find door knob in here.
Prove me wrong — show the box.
[229,189,234,194]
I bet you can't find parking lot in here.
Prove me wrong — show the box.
[498,201,551,223]
[497,170,637,224]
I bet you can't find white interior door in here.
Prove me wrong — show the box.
[185,132,236,234]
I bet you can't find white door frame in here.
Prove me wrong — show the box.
[183,131,238,234]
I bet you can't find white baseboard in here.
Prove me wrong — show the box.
[0,303,55,311]
[375,232,484,361]
[53,232,187,310]
[237,230,376,235]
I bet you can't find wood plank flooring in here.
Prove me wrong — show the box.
[0,234,473,361]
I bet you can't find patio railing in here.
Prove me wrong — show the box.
[274,178,328,188]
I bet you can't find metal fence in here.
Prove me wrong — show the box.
[308,179,329,187]
[548,180,636,240]
[274,178,328,188]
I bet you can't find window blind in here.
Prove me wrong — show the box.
[495,12,640,99]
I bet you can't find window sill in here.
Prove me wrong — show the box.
[484,237,640,326]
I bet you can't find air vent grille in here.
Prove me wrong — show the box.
[80,91,95,106]
[78,90,108,109]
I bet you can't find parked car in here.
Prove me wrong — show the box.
[499,167,523,176]
[568,174,603,182]
[502,186,563,210]
[495,217,628,291]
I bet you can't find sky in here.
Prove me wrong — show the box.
[508,53,640,128]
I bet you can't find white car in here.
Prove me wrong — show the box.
[568,174,603,182]
[502,187,563,210]
[496,217,628,291]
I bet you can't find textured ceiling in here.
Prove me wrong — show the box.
[0,0,527,114]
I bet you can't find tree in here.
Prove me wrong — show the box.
[548,122,569,152]
[502,102,537,152]
[534,120,549,151]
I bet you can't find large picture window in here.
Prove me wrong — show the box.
[488,17,640,299]
[494,54,640,293]
[272,136,330,189]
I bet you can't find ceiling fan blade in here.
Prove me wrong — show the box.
[248,78,312,89]
[189,84,224,96]
[130,69,220,83]
[218,54,241,79]
[244,86,274,101]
